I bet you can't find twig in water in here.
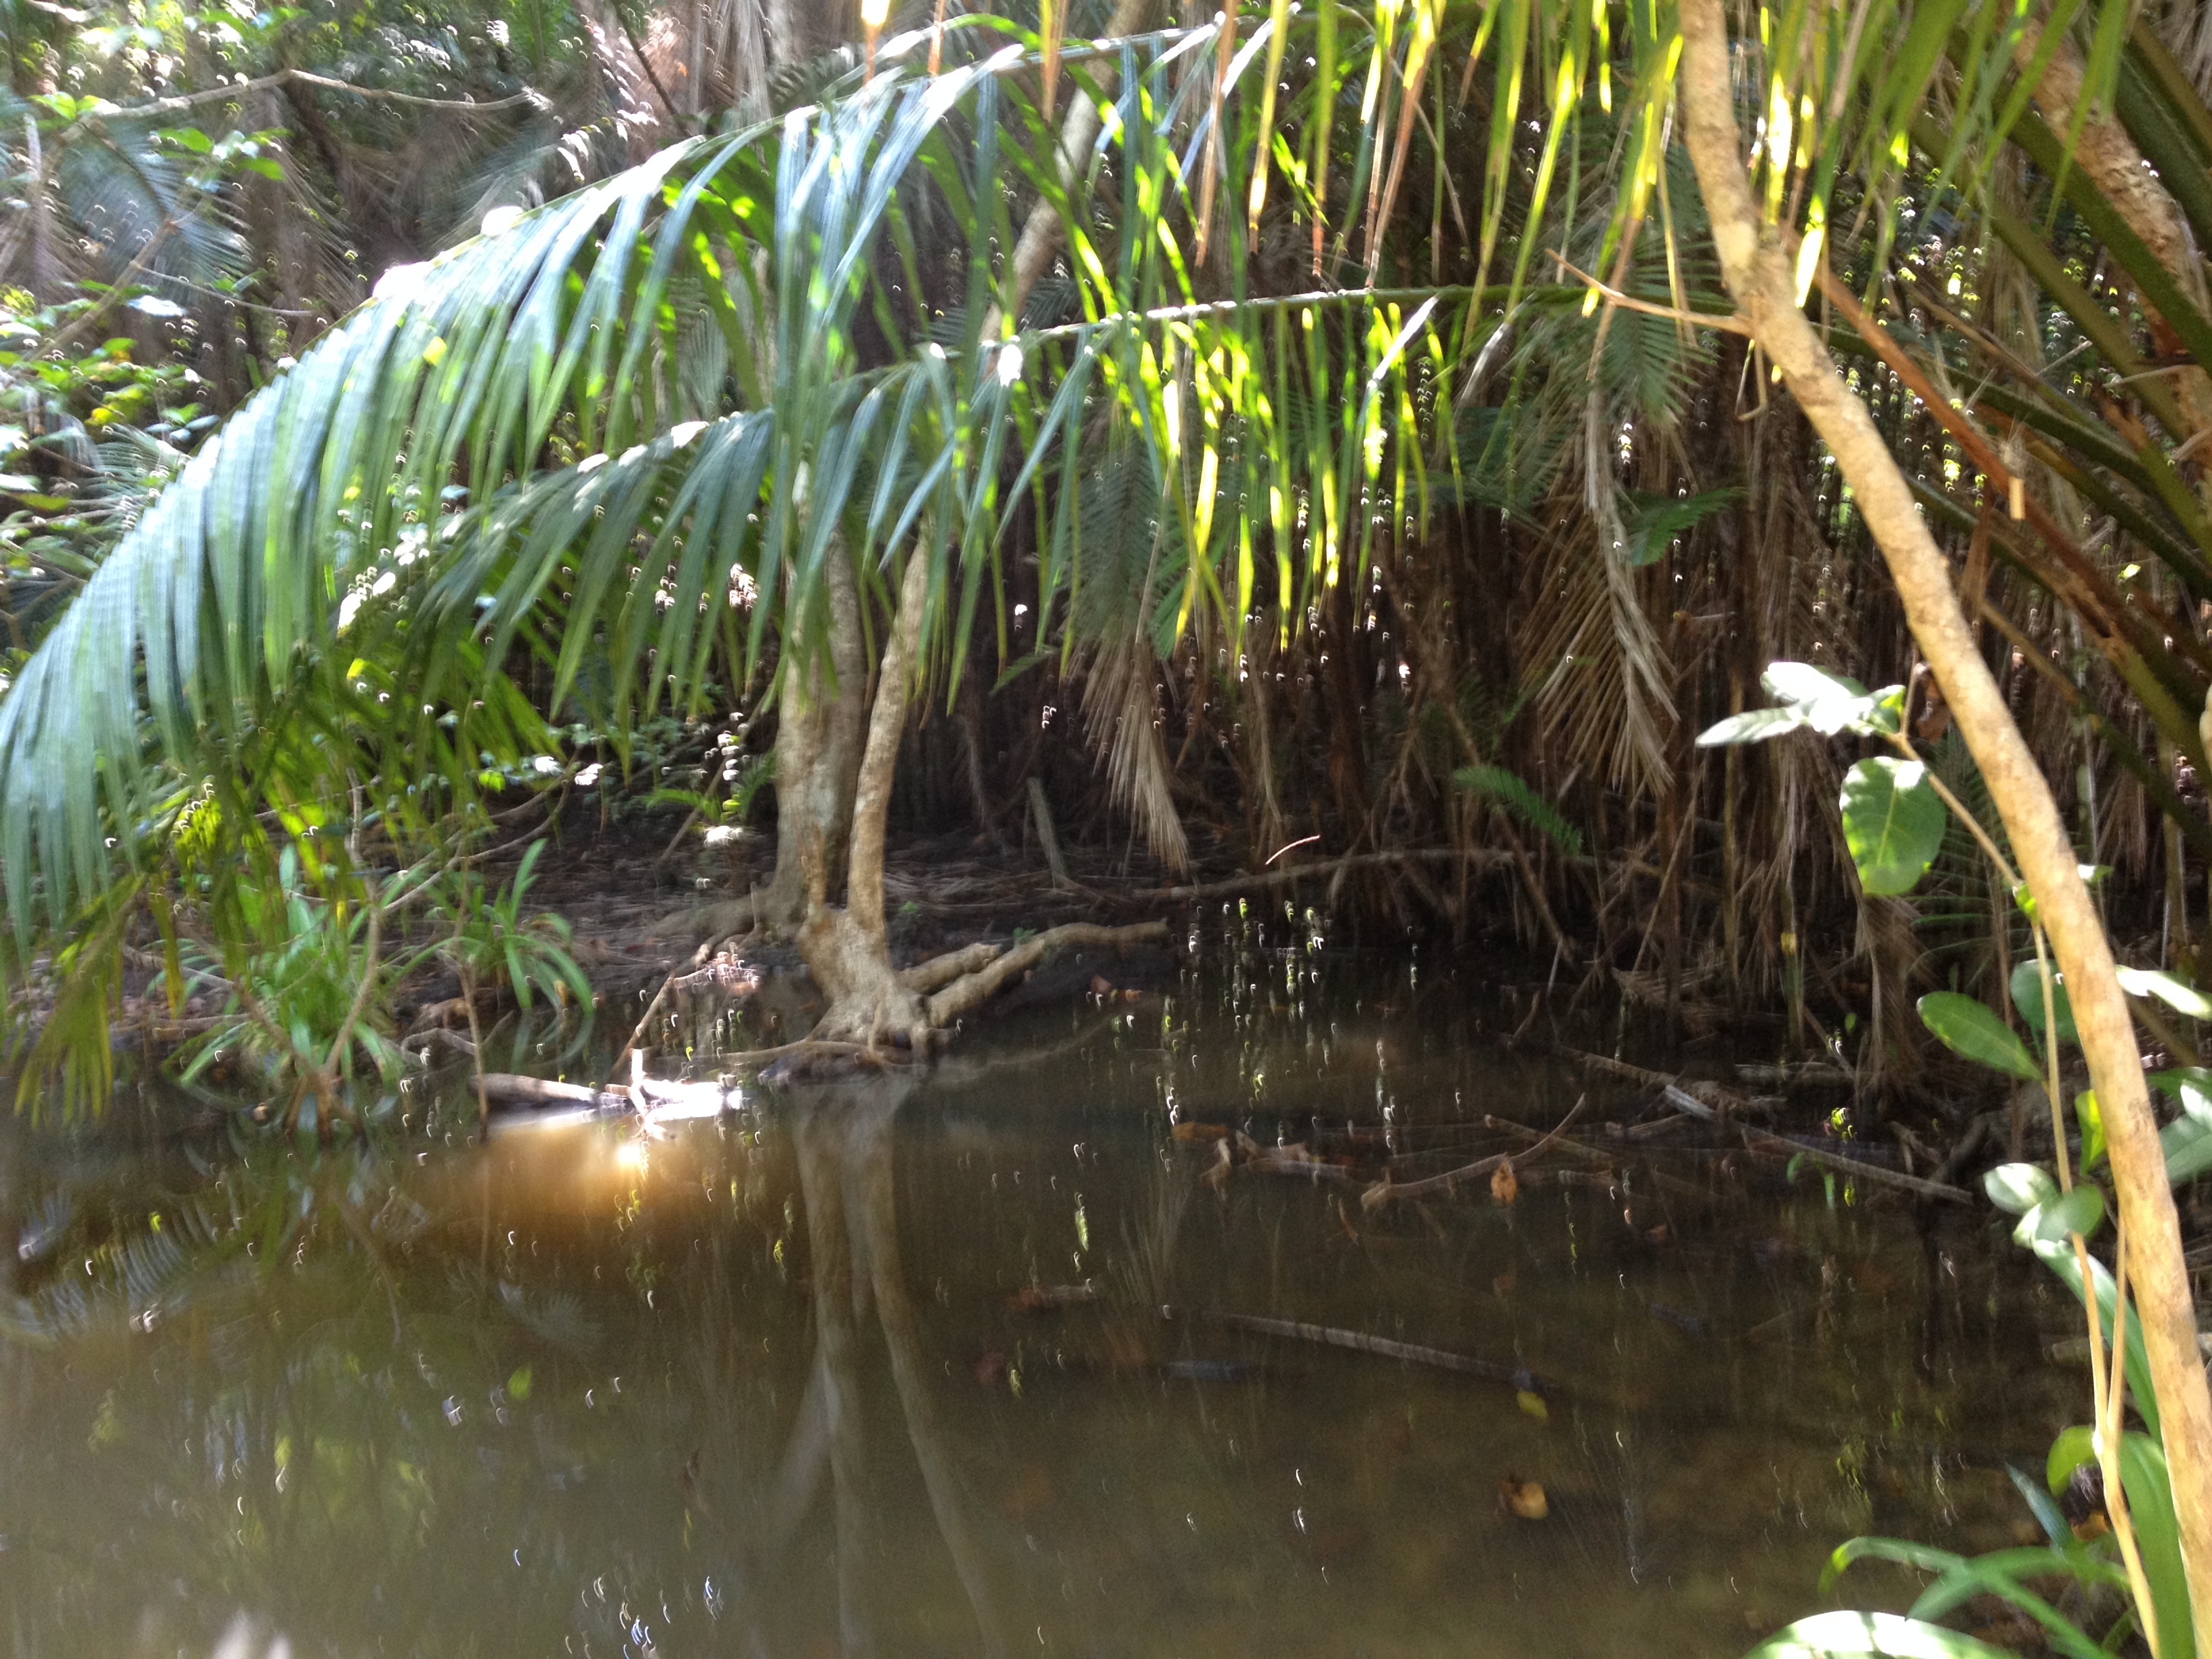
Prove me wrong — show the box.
[1362,1094,1589,1210]
[1740,1130,1973,1205]
[1200,1311,1557,1394]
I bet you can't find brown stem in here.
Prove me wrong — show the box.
[1678,0,2212,1633]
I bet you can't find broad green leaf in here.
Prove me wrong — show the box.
[1919,992,2043,1081]
[1763,660,1868,706]
[1763,660,1879,735]
[2150,1068,2212,1122]
[2161,1115,2212,1185]
[1986,1162,2060,1215]
[2118,966,2212,1019]
[2009,961,2078,1046]
[1841,757,1946,895]
[1695,706,1808,747]
[1744,1610,2015,1658]
[2032,1183,2104,1244]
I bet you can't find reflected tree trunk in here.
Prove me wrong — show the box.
[844,1081,1012,1659]
[794,1104,876,1658]
[781,1081,1012,1659]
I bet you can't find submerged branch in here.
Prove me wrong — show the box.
[1200,1311,1557,1395]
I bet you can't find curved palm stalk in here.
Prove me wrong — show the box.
[1677,1,2212,1643]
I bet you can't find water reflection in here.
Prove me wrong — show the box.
[0,951,2082,1657]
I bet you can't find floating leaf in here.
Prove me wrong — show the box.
[1515,1389,1549,1422]
[1841,757,1946,896]
[507,1365,533,1401]
[1918,993,2042,1081]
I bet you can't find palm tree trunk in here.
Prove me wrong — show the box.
[1677,0,2212,1634]
[785,0,1155,1036]
[797,552,933,1045]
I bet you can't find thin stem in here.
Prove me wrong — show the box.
[2100,1218,2161,1657]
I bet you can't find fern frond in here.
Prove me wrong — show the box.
[1452,763,1585,855]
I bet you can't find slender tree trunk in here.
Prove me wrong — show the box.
[797,552,934,1044]
[1678,0,2212,1636]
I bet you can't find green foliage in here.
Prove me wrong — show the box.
[0,295,206,650]
[2146,1069,2212,1185]
[176,846,423,1119]
[1696,663,1905,747]
[1451,763,1584,855]
[1839,756,1945,895]
[1775,1161,2193,1659]
[1618,485,1742,568]
[1914,990,2042,1081]
[427,841,591,1036]
[2009,960,2078,1045]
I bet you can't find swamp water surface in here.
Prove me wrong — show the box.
[0,927,2083,1656]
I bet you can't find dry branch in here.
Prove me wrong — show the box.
[1361,1094,1590,1209]
[1740,1130,1973,1206]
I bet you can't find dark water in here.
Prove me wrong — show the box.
[0,924,2083,1657]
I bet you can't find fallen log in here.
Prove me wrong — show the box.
[476,1073,632,1111]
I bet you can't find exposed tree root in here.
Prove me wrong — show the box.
[920,920,1168,1026]
[796,917,1170,1063]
